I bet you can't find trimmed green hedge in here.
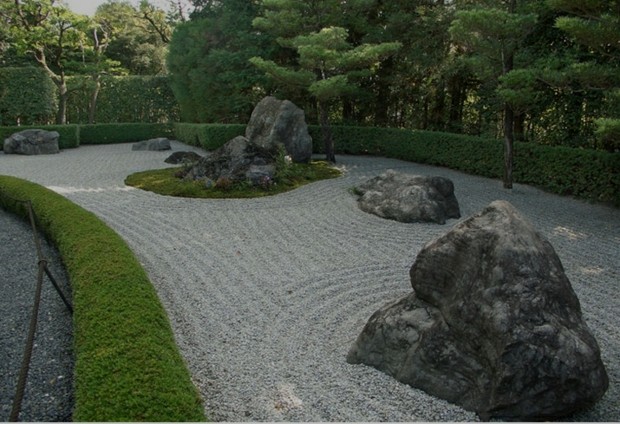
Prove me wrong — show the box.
[0,125,80,150]
[0,177,205,422]
[309,125,619,206]
[79,123,174,145]
[2,122,617,205]
[173,123,245,150]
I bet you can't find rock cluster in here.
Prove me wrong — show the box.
[183,136,278,186]
[3,129,60,155]
[355,170,461,224]
[347,200,608,420]
[184,96,312,186]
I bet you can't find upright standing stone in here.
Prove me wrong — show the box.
[245,96,313,163]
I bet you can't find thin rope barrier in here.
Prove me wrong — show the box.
[0,191,73,422]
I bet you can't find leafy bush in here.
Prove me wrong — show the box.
[79,123,173,145]
[0,176,205,421]
[0,124,80,150]
[594,118,620,152]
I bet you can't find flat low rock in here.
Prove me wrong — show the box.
[164,151,202,164]
[132,138,172,151]
[355,170,461,224]
[347,200,608,421]
[3,129,60,155]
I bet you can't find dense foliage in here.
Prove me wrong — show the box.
[167,0,270,123]
[66,75,179,124]
[167,0,619,152]
[0,66,57,125]
[0,176,205,421]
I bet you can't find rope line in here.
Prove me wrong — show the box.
[0,190,73,422]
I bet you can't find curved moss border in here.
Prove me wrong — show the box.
[0,176,205,422]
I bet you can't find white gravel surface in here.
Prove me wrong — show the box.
[1,141,618,421]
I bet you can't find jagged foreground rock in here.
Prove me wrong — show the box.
[355,170,461,224]
[3,129,60,155]
[347,200,608,420]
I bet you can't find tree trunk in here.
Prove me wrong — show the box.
[88,75,101,124]
[55,80,68,125]
[373,57,394,127]
[503,102,514,189]
[429,80,446,131]
[514,112,525,141]
[319,100,335,163]
[502,0,516,189]
[448,74,466,133]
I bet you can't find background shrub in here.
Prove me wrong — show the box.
[79,123,173,145]
[173,123,245,150]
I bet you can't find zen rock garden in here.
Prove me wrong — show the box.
[180,96,313,186]
[347,200,608,420]
[2,98,609,421]
[3,129,60,155]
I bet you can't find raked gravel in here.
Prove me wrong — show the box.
[1,141,618,421]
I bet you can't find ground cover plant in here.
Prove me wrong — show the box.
[125,158,342,199]
[0,176,205,421]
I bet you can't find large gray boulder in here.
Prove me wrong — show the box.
[3,129,60,155]
[132,137,172,151]
[355,170,461,224]
[183,135,278,186]
[245,96,313,163]
[347,200,608,420]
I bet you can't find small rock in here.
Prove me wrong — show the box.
[164,151,202,164]
[132,138,172,151]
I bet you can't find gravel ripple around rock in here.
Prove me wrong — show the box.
[1,142,618,421]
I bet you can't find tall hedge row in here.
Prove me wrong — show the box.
[79,123,174,144]
[0,67,57,126]
[0,71,178,125]
[309,125,619,206]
